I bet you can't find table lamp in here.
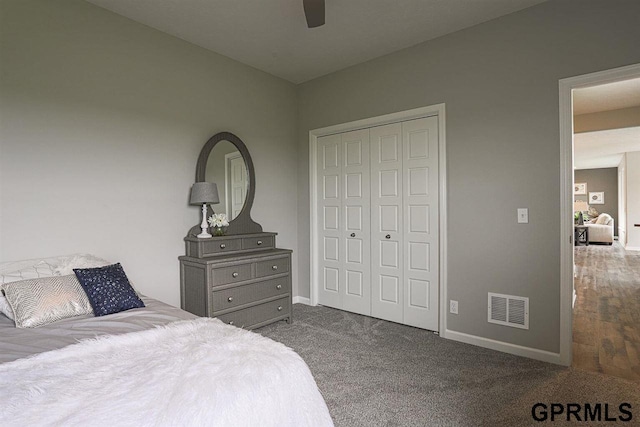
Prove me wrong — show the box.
[574,200,589,225]
[190,182,220,238]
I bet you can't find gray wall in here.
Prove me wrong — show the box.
[296,0,640,353]
[0,0,298,306]
[574,168,618,235]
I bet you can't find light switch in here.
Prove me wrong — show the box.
[517,208,528,224]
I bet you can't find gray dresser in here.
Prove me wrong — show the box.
[179,232,293,329]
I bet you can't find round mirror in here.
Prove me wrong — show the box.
[188,132,262,236]
[204,141,248,221]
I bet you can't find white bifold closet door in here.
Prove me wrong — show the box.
[370,117,439,329]
[317,129,371,316]
[317,116,438,330]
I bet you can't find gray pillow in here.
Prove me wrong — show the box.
[2,275,94,328]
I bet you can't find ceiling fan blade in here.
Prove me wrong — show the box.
[303,0,325,28]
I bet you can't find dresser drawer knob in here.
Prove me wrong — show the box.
[277,306,283,311]
[228,321,234,325]
[272,265,278,271]
[220,244,226,249]
[276,284,282,290]
[232,272,239,278]
[257,240,263,245]
[227,297,233,302]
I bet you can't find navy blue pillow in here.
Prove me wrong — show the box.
[73,263,145,316]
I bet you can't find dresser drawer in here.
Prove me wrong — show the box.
[217,297,290,329]
[211,263,252,286]
[212,276,290,311]
[242,236,274,250]
[255,256,290,278]
[201,238,242,255]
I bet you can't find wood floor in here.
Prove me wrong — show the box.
[573,241,640,382]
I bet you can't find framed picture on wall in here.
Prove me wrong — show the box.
[589,192,604,204]
[574,183,587,195]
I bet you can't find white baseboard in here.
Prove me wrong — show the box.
[624,245,640,251]
[443,329,563,365]
[293,296,311,305]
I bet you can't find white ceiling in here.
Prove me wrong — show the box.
[574,127,640,170]
[85,0,548,83]
[573,77,640,169]
[573,78,640,115]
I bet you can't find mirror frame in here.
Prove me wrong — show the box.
[188,131,262,236]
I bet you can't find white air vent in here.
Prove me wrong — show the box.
[488,293,529,329]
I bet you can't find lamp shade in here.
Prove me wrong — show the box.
[190,182,219,205]
[574,200,589,212]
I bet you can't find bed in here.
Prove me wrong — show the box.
[0,255,333,427]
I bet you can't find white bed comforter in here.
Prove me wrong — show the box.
[0,318,334,427]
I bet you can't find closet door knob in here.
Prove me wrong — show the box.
[227,297,233,302]
[350,233,356,237]
[276,284,282,290]
[220,244,226,249]
[385,234,391,239]
[277,306,283,311]
[257,240,263,245]
[272,265,278,271]
[232,272,239,278]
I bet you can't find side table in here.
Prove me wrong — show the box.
[574,225,589,246]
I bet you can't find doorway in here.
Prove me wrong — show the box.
[225,151,247,220]
[559,63,640,374]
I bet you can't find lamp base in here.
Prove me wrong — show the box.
[197,203,211,238]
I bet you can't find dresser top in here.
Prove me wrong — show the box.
[184,232,277,243]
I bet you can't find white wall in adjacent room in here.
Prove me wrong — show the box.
[618,155,627,246]
[624,151,640,250]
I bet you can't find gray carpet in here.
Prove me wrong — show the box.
[259,304,639,426]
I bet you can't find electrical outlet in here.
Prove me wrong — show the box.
[517,208,528,223]
[450,300,458,314]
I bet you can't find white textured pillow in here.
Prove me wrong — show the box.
[0,258,62,322]
[53,254,111,276]
[596,214,611,225]
[0,294,15,320]
[0,260,58,285]
[3,275,94,328]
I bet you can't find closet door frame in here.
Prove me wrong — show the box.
[309,104,448,336]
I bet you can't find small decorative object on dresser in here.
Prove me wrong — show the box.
[208,213,229,236]
[180,131,293,329]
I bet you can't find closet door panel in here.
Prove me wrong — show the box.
[317,134,343,309]
[370,123,404,323]
[402,117,439,330]
[341,129,371,315]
